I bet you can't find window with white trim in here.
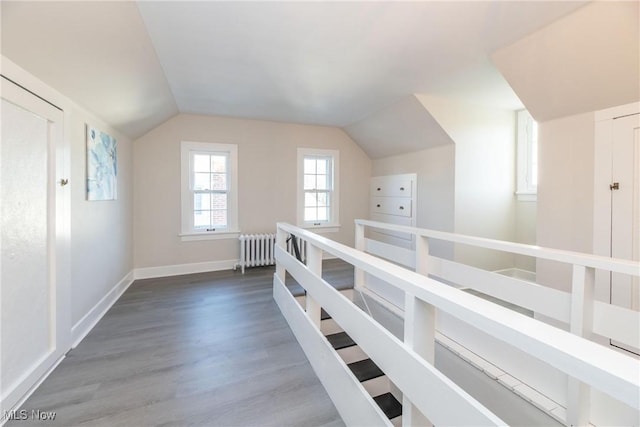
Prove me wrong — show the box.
[297,148,339,229]
[516,110,538,201]
[180,141,238,240]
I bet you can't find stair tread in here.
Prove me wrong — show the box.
[321,308,331,320]
[348,358,384,382]
[374,392,403,420]
[326,331,356,350]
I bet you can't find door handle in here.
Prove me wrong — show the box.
[59,178,69,187]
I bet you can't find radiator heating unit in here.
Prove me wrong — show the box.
[237,233,306,273]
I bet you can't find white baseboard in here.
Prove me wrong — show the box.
[1,353,66,426]
[71,271,135,348]
[133,259,238,280]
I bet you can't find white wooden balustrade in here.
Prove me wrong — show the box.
[354,219,640,426]
[272,221,640,427]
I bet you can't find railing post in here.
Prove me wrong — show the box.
[402,293,435,427]
[402,235,434,427]
[415,234,429,276]
[567,264,595,426]
[354,221,365,288]
[275,227,287,284]
[306,243,323,328]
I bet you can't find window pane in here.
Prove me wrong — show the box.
[211,155,227,173]
[304,175,316,190]
[304,207,317,221]
[211,210,227,227]
[316,158,328,174]
[317,206,328,221]
[316,174,328,190]
[211,193,227,210]
[194,210,210,228]
[304,158,316,174]
[194,193,211,210]
[304,192,317,207]
[211,173,227,190]
[531,132,538,186]
[193,172,211,190]
[317,192,328,207]
[193,154,210,173]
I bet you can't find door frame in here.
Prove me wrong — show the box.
[593,101,640,353]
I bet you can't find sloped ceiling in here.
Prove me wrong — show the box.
[491,1,639,122]
[2,1,588,144]
[137,1,587,128]
[1,1,178,138]
[344,95,453,159]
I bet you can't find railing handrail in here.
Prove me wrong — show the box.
[356,219,640,276]
[276,222,640,410]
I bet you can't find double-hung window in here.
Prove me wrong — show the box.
[297,148,339,229]
[180,141,238,240]
[516,110,538,201]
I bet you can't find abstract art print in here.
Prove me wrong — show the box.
[86,125,117,201]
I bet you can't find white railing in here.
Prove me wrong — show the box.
[273,222,640,427]
[354,219,640,426]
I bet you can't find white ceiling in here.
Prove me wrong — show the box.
[137,1,587,127]
[345,95,453,159]
[1,1,178,138]
[2,1,588,141]
[492,1,639,123]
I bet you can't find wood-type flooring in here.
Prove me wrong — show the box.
[8,263,347,426]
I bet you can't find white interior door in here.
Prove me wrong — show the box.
[610,112,640,354]
[1,77,70,414]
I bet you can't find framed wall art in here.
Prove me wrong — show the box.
[86,125,117,201]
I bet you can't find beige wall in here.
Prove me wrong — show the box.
[372,145,455,260]
[418,95,517,271]
[2,57,134,327]
[69,111,133,325]
[133,113,371,269]
[536,112,595,293]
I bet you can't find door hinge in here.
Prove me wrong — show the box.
[610,182,620,190]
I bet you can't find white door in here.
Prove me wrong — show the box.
[610,112,640,354]
[0,77,70,414]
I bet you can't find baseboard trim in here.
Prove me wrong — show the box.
[71,271,135,348]
[0,353,66,426]
[133,259,238,280]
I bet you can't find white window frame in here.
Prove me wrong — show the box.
[516,110,538,201]
[180,141,239,241]
[297,148,340,231]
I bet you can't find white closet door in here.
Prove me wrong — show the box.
[1,77,70,413]
[610,112,640,354]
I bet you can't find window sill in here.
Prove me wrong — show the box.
[179,230,240,241]
[299,223,341,233]
[515,191,537,202]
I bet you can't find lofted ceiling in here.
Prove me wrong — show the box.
[492,1,640,123]
[1,1,178,138]
[2,1,590,148]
